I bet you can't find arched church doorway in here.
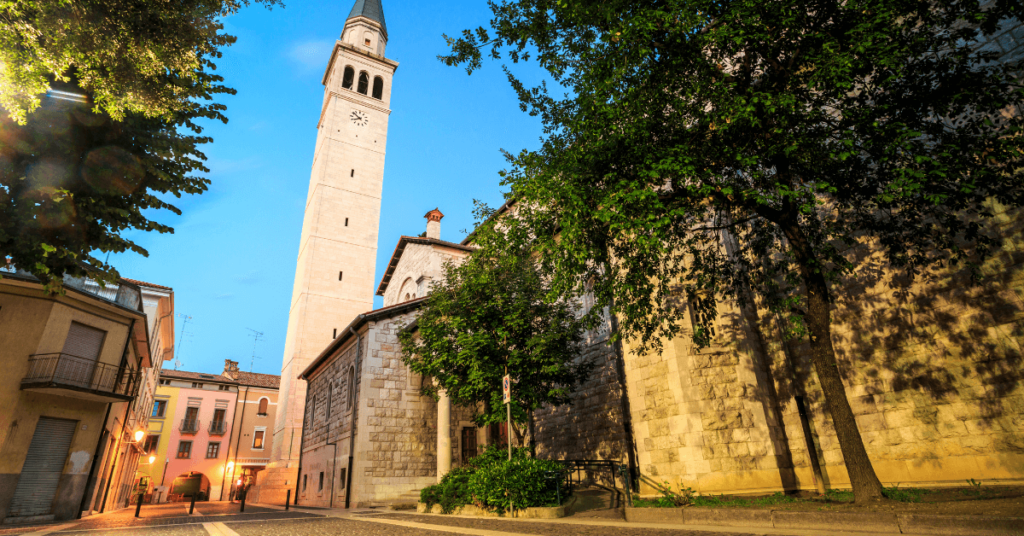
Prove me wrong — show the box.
[169,471,211,502]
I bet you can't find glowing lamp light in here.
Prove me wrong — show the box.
[134,430,145,442]
[149,455,156,464]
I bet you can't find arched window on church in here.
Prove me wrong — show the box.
[357,72,369,95]
[342,67,354,90]
[257,397,269,416]
[347,366,356,409]
[372,77,384,100]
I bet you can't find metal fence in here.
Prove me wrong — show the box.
[180,419,200,434]
[209,421,228,435]
[22,353,139,398]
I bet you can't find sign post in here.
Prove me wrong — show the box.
[503,372,513,517]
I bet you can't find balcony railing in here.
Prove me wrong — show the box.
[180,419,200,434]
[209,421,227,435]
[21,353,139,401]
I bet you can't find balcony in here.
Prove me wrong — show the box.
[180,419,200,434]
[21,353,139,402]
[209,421,228,435]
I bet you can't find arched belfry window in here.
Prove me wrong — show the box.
[372,77,384,100]
[357,72,369,95]
[342,67,354,90]
[257,397,269,415]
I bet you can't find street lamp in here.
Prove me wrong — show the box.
[134,430,145,442]
[149,455,156,464]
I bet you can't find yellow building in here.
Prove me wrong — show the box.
[0,268,150,523]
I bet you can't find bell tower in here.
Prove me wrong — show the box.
[256,0,398,504]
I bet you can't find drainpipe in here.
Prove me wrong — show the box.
[345,323,364,509]
[78,401,113,518]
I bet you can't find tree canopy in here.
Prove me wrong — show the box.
[0,0,280,124]
[0,0,280,289]
[442,0,1024,501]
[399,204,593,443]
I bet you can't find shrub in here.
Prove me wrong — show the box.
[467,444,531,468]
[467,457,565,513]
[420,467,474,513]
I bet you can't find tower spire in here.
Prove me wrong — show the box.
[347,0,387,36]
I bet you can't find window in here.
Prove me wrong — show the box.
[339,270,344,280]
[206,442,220,458]
[340,468,347,489]
[302,474,307,492]
[347,367,356,409]
[344,218,348,227]
[364,38,371,46]
[62,322,105,361]
[357,72,369,94]
[159,379,170,385]
[152,400,167,418]
[192,382,203,389]
[176,441,192,459]
[253,429,265,449]
[350,169,354,177]
[372,77,383,100]
[213,408,226,424]
[342,66,354,89]
[333,328,337,339]
[143,435,160,454]
[219,385,231,391]
[318,471,324,491]
[258,398,269,416]
[185,407,199,422]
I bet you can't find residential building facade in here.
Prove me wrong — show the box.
[221,360,280,501]
[0,268,151,523]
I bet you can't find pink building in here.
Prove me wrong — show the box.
[156,370,238,501]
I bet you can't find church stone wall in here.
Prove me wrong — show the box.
[623,205,1024,496]
[382,242,470,307]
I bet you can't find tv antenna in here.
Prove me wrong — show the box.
[245,328,264,372]
[175,313,193,370]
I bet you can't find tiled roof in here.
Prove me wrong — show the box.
[234,371,281,389]
[120,277,173,291]
[376,236,474,296]
[348,0,387,35]
[161,369,235,383]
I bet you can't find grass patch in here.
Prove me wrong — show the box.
[883,486,931,503]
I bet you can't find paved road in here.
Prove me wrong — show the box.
[0,503,840,536]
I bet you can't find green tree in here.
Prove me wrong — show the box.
[441,0,1024,501]
[399,204,593,444]
[0,0,280,123]
[1,0,279,289]
[0,84,210,290]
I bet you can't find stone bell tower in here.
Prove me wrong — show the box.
[256,0,398,504]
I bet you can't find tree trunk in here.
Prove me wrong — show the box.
[781,218,884,503]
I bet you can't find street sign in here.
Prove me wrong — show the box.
[502,375,511,404]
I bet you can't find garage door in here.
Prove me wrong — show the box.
[8,418,78,517]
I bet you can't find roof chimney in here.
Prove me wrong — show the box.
[223,359,239,380]
[424,208,444,240]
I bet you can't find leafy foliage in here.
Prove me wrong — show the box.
[0,90,211,290]
[441,0,1024,502]
[467,456,565,512]
[0,0,281,124]
[419,446,565,513]
[420,467,475,513]
[399,203,593,431]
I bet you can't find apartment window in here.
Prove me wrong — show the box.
[206,442,220,458]
[159,379,170,385]
[192,382,204,389]
[213,408,226,424]
[219,385,231,391]
[152,400,167,418]
[318,471,324,492]
[258,398,269,416]
[253,429,265,450]
[176,441,192,459]
[143,435,160,454]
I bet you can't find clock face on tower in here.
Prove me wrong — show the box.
[350,110,369,126]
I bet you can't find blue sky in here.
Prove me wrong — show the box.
[110,0,547,376]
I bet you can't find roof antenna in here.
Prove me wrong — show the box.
[245,328,264,372]
[175,313,193,370]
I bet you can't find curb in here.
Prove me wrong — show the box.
[623,507,1024,535]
